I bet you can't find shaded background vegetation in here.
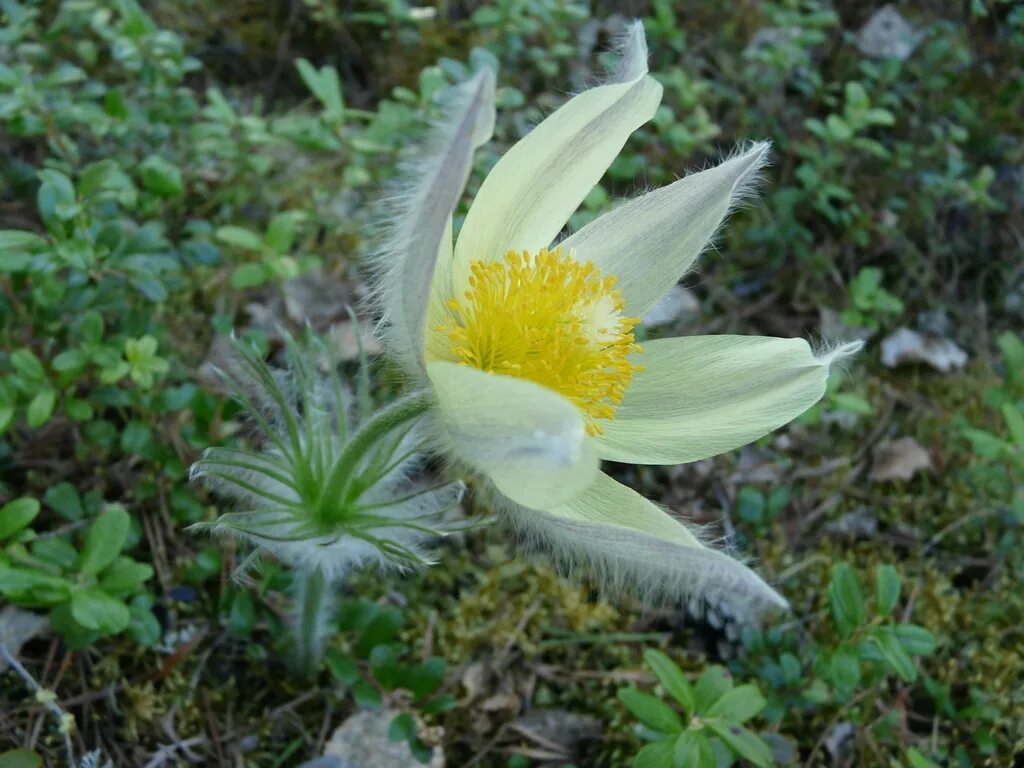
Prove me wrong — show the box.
[0,0,1021,766]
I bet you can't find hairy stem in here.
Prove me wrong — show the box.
[291,564,331,679]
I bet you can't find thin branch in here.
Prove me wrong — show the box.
[0,639,77,767]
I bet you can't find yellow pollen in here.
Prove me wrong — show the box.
[437,247,643,435]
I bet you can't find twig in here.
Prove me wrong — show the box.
[922,508,999,553]
[802,686,874,768]
[464,724,511,768]
[0,638,77,766]
[142,735,207,768]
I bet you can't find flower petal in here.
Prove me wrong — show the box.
[451,23,662,292]
[378,71,496,375]
[596,336,862,464]
[426,361,598,508]
[512,471,787,611]
[424,215,456,363]
[561,143,769,317]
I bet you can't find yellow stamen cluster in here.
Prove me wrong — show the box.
[438,247,643,435]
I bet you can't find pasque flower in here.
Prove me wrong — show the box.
[374,23,859,612]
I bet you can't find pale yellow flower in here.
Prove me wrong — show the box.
[375,24,859,611]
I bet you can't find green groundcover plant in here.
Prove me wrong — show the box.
[1,0,1021,765]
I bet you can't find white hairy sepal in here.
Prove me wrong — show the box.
[367,70,496,379]
[489,487,788,621]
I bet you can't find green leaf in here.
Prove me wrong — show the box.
[204,87,237,122]
[230,263,269,289]
[32,538,78,571]
[864,108,895,126]
[216,225,265,251]
[128,595,162,646]
[1002,403,1024,446]
[704,720,773,768]
[705,684,766,724]
[78,505,131,576]
[634,739,674,768]
[49,602,100,649]
[618,688,683,734]
[831,392,874,416]
[295,58,344,121]
[98,557,153,594]
[779,652,801,685]
[70,588,130,633]
[36,172,76,232]
[693,666,732,714]
[120,420,153,455]
[351,679,382,709]
[875,564,901,616]
[644,649,694,711]
[369,644,400,689]
[0,231,45,251]
[80,311,104,345]
[387,712,416,743]
[264,212,303,255]
[0,498,40,540]
[0,565,72,604]
[45,482,83,521]
[869,627,917,682]
[228,590,256,636]
[997,332,1024,386]
[826,114,853,142]
[905,747,940,768]
[129,272,168,302]
[0,252,32,272]
[736,487,765,524]
[962,427,1008,458]
[139,155,184,198]
[80,159,120,197]
[845,81,870,111]
[830,645,861,693]
[26,389,56,428]
[893,624,937,656]
[404,657,446,699]
[828,563,865,637]
[674,730,715,768]
[295,58,321,93]
[420,694,456,715]
[10,348,45,380]
[52,349,88,374]
[354,606,403,656]
[0,748,44,768]
[326,649,361,684]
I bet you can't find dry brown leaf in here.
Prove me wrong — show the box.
[0,606,48,671]
[872,437,934,482]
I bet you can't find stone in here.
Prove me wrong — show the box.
[857,6,922,61]
[322,710,443,768]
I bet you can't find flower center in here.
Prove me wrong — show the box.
[438,247,642,435]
